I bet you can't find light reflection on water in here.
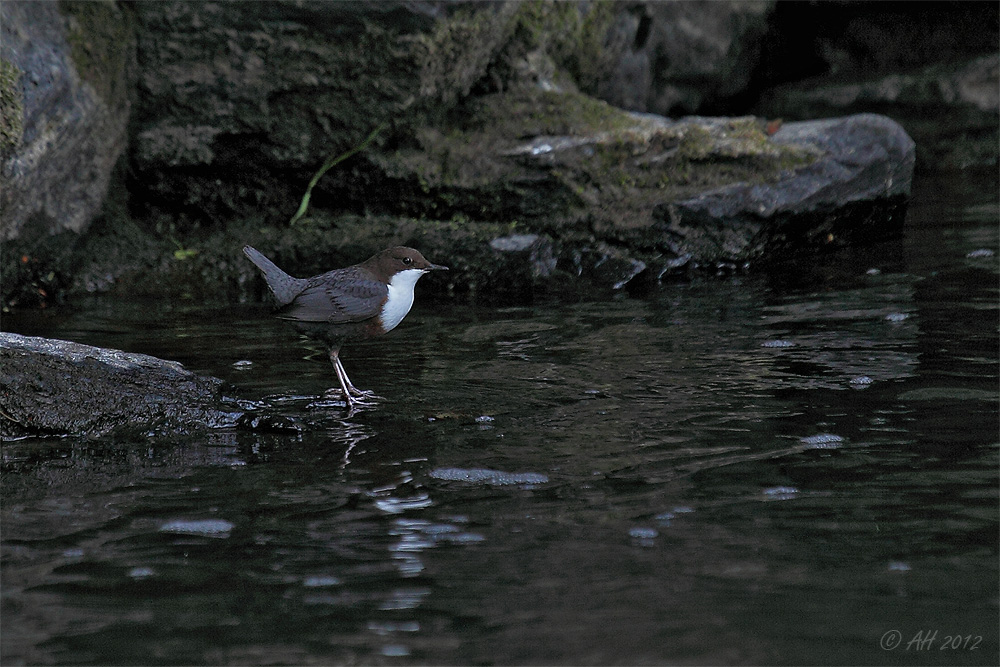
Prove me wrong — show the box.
[1,172,997,665]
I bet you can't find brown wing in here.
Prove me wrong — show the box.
[276,266,387,324]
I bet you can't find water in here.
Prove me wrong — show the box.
[2,170,998,665]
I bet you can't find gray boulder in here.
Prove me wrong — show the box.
[759,54,999,171]
[0,333,239,438]
[363,92,913,281]
[0,1,135,241]
[656,113,915,264]
[597,0,773,115]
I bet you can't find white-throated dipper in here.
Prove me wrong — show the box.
[243,245,447,406]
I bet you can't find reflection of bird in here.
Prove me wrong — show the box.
[243,245,448,406]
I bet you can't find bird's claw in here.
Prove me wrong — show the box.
[323,387,382,408]
[347,387,378,399]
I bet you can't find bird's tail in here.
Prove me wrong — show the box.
[243,245,305,307]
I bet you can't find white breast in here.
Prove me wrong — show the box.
[380,268,426,332]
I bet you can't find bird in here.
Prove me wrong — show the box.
[243,245,447,406]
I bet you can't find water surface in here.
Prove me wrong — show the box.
[2,171,997,665]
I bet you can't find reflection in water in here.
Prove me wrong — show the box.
[1,173,998,664]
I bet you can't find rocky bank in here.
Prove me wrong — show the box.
[1,0,996,308]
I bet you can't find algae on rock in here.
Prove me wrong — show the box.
[0,58,23,154]
[365,84,818,248]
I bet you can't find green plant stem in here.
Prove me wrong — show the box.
[289,124,386,226]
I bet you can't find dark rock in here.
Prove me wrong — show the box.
[754,1,998,86]
[569,245,649,291]
[762,54,998,119]
[2,0,932,307]
[752,2,998,171]
[368,99,914,270]
[595,2,997,171]
[489,234,557,278]
[597,1,774,115]
[0,1,135,241]
[655,113,914,263]
[0,333,240,438]
[367,89,820,240]
[759,54,999,171]
[129,0,524,227]
[61,108,914,304]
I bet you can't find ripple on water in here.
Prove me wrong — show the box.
[379,587,430,611]
[391,519,485,547]
[849,375,874,388]
[655,506,695,526]
[629,527,659,540]
[302,575,341,588]
[368,620,420,634]
[898,387,998,402]
[159,518,235,538]
[761,339,796,348]
[429,467,548,486]
[762,486,799,501]
[374,494,433,514]
[800,433,845,449]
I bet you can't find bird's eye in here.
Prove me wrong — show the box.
[401,257,412,265]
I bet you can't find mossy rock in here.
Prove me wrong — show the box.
[0,58,24,155]
[59,0,136,108]
[361,86,817,245]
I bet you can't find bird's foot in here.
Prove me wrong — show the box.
[347,386,379,400]
[323,387,381,407]
[349,391,383,407]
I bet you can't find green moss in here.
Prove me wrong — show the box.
[376,82,821,240]
[484,88,636,138]
[416,4,520,105]
[0,58,24,154]
[415,0,616,111]
[511,0,617,92]
[673,118,816,171]
[59,0,134,106]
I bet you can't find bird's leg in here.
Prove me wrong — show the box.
[328,347,355,407]
[334,355,375,398]
[326,348,377,407]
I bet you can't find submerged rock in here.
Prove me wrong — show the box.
[0,333,239,438]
